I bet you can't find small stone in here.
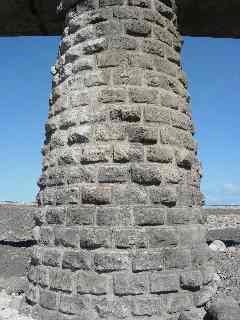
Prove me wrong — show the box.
[209,240,226,252]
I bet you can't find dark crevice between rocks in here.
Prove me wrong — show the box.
[0,240,37,248]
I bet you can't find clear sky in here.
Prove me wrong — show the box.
[0,36,239,205]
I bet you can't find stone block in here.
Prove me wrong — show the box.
[129,52,154,70]
[154,1,174,19]
[132,251,163,272]
[98,88,127,103]
[147,145,174,163]
[166,292,193,314]
[49,269,72,292]
[125,20,151,36]
[76,271,108,295]
[26,284,38,305]
[62,250,91,271]
[180,271,203,291]
[45,206,66,225]
[42,248,61,267]
[112,184,148,205]
[113,272,147,295]
[81,144,112,164]
[129,88,159,103]
[113,6,140,20]
[133,207,165,226]
[66,166,96,184]
[39,227,55,246]
[171,111,192,131]
[98,165,129,183]
[194,284,218,307]
[128,126,158,143]
[147,226,179,248]
[82,185,112,205]
[72,57,94,73]
[110,105,141,122]
[114,228,147,248]
[160,126,182,146]
[149,185,177,206]
[38,266,49,288]
[84,71,109,88]
[179,225,207,248]
[95,124,126,141]
[166,207,203,225]
[67,126,91,145]
[112,66,143,86]
[131,164,162,185]
[154,56,176,77]
[59,294,89,315]
[164,248,191,269]
[109,35,138,51]
[132,297,162,316]
[96,207,132,226]
[94,252,129,272]
[152,24,172,46]
[39,289,57,310]
[142,39,164,56]
[66,205,95,226]
[144,105,171,124]
[55,227,80,248]
[80,227,112,249]
[113,143,144,162]
[150,271,179,293]
[82,38,107,55]
[95,297,129,319]
[97,50,128,68]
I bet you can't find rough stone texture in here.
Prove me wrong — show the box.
[25,1,215,319]
[0,204,36,242]
[0,247,31,281]
[206,294,240,320]
[2,0,240,37]
[205,208,240,243]
[0,204,37,294]
[213,247,240,304]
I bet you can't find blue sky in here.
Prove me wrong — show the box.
[0,36,239,205]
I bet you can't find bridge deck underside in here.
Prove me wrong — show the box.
[1,0,240,38]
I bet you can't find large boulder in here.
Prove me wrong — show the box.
[206,295,240,320]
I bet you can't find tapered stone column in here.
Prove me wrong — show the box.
[26,1,217,319]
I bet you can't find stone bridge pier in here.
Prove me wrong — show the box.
[26,1,216,319]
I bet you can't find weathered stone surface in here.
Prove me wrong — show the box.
[205,208,240,243]
[0,246,31,280]
[0,204,36,241]
[206,295,240,320]
[25,0,216,318]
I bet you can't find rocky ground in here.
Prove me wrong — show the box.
[0,291,32,320]
[214,245,240,303]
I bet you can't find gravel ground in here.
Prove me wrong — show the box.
[0,291,32,320]
[214,246,240,303]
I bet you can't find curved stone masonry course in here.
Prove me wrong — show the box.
[26,1,216,319]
